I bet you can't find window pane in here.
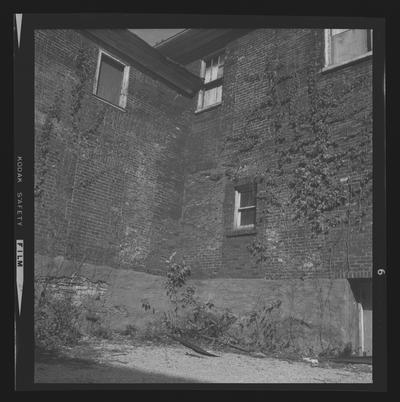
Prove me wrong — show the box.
[200,60,206,79]
[204,55,224,82]
[203,87,217,107]
[211,58,219,81]
[331,29,368,65]
[240,188,256,208]
[204,63,212,83]
[203,88,212,107]
[216,85,222,103]
[217,62,224,79]
[97,55,124,105]
[199,54,224,109]
[367,29,372,52]
[331,28,350,35]
[197,89,204,109]
[240,208,256,226]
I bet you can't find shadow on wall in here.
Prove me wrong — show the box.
[348,278,372,356]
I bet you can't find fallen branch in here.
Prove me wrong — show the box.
[226,342,252,353]
[198,334,253,354]
[185,352,205,359]
[168,334,219,357]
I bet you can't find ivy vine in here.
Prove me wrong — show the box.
[224,35,372,275]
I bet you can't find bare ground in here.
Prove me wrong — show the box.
[35,337,372,384]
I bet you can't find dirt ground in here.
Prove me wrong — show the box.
[35,337,372,384]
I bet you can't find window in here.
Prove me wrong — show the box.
[196,52,224,111]
[233,184,256,229]
[94,50,130,109]
[325,29,372,67]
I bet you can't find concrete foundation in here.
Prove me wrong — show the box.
[35,254,362,353]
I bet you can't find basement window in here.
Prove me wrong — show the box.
[234,184,256,229]
[196,52,224,111]
[324,29,372,68]
[94,50,130,109]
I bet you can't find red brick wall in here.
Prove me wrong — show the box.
[34,30,191,273]
[181,29,372,279]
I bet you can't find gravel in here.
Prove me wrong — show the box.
[35,338,372,384]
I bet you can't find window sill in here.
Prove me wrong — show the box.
[321,51,372,74]
[194,102,222,114]
[92,94,127,112]
[226,227,257,237]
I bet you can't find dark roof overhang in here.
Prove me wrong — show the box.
[79,29,203,97]
[155,29,254,64]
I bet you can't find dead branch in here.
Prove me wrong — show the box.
[168,334,219,357]
[198,334,253,354]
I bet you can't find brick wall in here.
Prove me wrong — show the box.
[34,30,191,273]
[33,29,372,353]
[181,29,372,279]
[34,29,372,281]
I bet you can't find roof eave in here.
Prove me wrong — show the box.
[79,29,203,97]
[155,29,254,64]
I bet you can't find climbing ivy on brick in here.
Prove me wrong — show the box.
[35,45,129,263]
[223,37,372,275]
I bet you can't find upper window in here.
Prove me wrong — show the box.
[94,50,130,109]
[325,29,372,67]
[196,52,224,111]
[233,184,256,229]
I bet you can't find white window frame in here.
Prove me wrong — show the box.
[93,49,130,109]
[196,51,224,112]
[233,187,256,229]
[324,29,373,69]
